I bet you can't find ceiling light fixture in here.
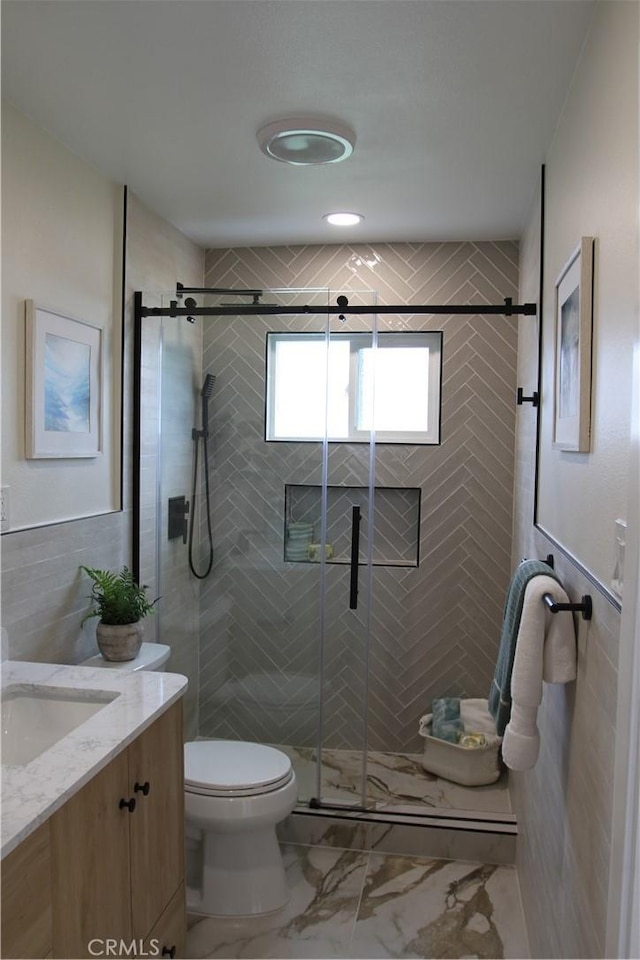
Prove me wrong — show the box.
[324,212,364,226]
[257,117,355,165]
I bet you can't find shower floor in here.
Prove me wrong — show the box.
[278,745,512,817]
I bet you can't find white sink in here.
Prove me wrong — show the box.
[1,684,118,766]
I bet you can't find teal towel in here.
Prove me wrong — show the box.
[488,559,561,735]
[432,718,464,743]
[432,698,461,724]
[432,698,462,742]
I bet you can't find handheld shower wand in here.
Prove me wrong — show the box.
[193,374,216,441]
[201,373,216,438]
[189,374,216,579]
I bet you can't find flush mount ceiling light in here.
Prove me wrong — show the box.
[324,212,364,226]
[257,117,355,165]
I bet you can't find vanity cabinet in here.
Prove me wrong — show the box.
[0,821,52,958]
[127,703,185,940]
[1,699,185,960]
[51,698,185,958]
[50,748,133,954]
[143,883,186,958]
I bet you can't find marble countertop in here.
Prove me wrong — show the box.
[1,660,188,859]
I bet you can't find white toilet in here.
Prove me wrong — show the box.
[184,740,297,917]
[80,641,297,918]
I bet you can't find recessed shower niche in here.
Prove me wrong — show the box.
[284,484,421,567]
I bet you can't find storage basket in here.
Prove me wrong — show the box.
[418,703,502,786]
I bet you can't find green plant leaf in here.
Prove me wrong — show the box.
[80,565,158,626]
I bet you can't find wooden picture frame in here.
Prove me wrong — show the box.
[25,301,102,459]
[553,237,594,452]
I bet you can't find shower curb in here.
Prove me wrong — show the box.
[278,804,517,865]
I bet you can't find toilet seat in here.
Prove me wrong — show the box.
[184,740,293,797]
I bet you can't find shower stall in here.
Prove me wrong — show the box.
[134,283,528,826]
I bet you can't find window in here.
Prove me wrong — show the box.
[266,331,442,443]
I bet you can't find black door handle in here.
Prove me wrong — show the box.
[134,781,150,796]
[349,505,361,610]
[119,797,136,813]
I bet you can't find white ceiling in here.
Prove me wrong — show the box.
[1,0,595,248]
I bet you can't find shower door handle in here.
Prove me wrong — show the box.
[349,505,361,610]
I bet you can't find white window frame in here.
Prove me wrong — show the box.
[265,331,442,444]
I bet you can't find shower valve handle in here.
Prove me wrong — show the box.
[182,499,190,544]
[168,495,190,544]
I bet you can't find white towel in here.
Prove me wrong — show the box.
[501,575,577,771]
[460,698,499,737]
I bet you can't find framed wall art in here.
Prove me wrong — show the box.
[25,301,102,458]
[553,236,594,452]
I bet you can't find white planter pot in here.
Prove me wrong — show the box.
[96,621,144,661]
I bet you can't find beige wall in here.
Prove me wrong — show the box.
[535,0,639,592]
[1,104,126,662]
[0,108,204,676]
[1,102,122,530]
[511,3,639,956]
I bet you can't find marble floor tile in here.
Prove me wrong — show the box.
[281,745,512,816]
[186,847,529,960]
[186,844,368,959]
[349,854,528,959]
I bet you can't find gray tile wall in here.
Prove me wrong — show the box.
[1,512,126,663]
[198,241,519,752]
[127,193,204,738]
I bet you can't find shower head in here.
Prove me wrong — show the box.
[202,374,216,398]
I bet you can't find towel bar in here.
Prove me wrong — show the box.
[520,553,555,568]
[543,592,592,621]
[516,387,539,407]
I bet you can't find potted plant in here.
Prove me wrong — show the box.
[80,565,158,661]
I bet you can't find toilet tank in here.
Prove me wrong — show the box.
[79,642,171,672]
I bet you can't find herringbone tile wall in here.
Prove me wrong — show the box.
[198,242,519,752]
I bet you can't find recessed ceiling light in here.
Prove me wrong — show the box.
[324,212,364,226]
[257,117,355,165]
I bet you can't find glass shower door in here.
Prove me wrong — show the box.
[196,289,329,803]
[312,296,378,810]
[196,287,378,810]
[136,286,378,808]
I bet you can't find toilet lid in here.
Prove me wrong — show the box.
[184,740,293,796]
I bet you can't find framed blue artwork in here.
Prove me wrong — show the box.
[25,301,102,458]
[553,237,594,452]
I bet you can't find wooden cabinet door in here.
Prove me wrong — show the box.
[50,749,132,958]
[128,699,185,938]
[143,883,186,959]
[1,821,52,959]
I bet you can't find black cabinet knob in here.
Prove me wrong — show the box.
[119,797,136,813]
[134,780,151,796]
[161,947,176,958]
